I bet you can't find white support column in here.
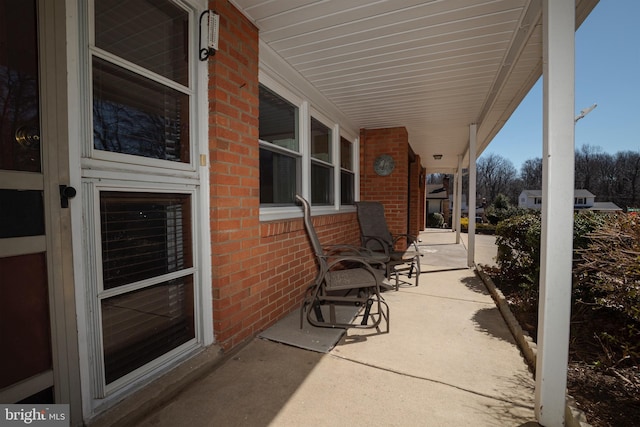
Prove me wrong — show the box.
[467,124,477,267]
[455,155,463,244]
[452,173,458,231]
[535,1,575,425]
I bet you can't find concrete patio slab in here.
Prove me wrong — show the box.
[133,229,537,427]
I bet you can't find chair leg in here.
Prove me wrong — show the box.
[361,298,374,325]
[313,301,325,323]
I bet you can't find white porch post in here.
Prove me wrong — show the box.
[467,124,477,267]
[452,173,457,232]
[455,155,463,244]
[535,0,575,425]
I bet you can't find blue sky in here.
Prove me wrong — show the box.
[480,0,640,171]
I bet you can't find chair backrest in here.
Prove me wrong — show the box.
[355,201,394,248]
[296,195,324,257]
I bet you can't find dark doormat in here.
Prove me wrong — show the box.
[259,305,358,353]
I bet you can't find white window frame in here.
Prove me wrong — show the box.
[309,109,336,208]
[72,0,211,414]
[258,79,304,209]
[84,0,197,174]
[258,73,359,221]
[84,182,201,396]
[339,131,357,206]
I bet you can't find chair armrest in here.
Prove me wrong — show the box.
[392,233,418,243]
[361,235,391,256]
[320,254,387,270]
[391,234,423,254]
[324,244,377,258]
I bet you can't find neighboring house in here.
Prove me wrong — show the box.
[426,184,448,215]
[449,194,468,215]
[518,189,622,212]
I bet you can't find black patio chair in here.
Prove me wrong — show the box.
[355,201,422,290]
[296,195,390,331]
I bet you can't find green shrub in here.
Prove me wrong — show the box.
[484,193,528,225]
[494,210,603,286]
[460,217,497,234]
[495,210,639,366]
[572,213,640,365]
[427,212,444,228]
[495,211,542,286]
[574,213,640,323]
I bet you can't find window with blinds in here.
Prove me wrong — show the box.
[92,0,191,163]
[100,192,192,289]
[99,191,195,384]
[340,136,355,205]
[259,84,300,206]
[87,0,200,393]
[310,118,334,205]
[92,57,189,162]
[101,277,194,384]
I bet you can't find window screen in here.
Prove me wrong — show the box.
[100,192,192,290]
[95,0,189,85]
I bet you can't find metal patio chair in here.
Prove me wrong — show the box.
[355,201,422,290]
[296,195,390,331]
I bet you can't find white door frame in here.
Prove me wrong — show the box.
[39,0,83,419]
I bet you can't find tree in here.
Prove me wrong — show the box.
[520,157,543,189]
[426,173,446,184]
[476,153,517,204]
[612,151,640,209]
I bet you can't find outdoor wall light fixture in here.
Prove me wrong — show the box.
[199,10,220,61]
[433,154,443,160]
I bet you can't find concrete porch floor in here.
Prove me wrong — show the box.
[132,229,538,426]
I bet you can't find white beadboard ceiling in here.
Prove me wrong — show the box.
[231,0,598,173]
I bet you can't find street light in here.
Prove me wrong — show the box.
[575,103,597,123]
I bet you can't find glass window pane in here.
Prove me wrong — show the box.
[0,189,44,238]
[100,192,193,290]
[340,137,352,170]
[259,148,297,205]
[311,118,331,162]
[259,85,298,151]
[311,162,333,205]
[95,0,189,86]
[0,253,51,388]
[101,276,194,384]
[341,171,354,205]
[93,57,189,162]
[0,0,40,172]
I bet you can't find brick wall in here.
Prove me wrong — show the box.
[360,127,413,247]
[408,155,423,236]
[419,165,426,229]
[207,1,361,350]
[208,0,261,350]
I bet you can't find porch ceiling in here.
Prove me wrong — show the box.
[231,0,598,173]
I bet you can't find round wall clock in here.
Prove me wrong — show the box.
[374,154,395,176]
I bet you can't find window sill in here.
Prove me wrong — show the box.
[259,204,355,222]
